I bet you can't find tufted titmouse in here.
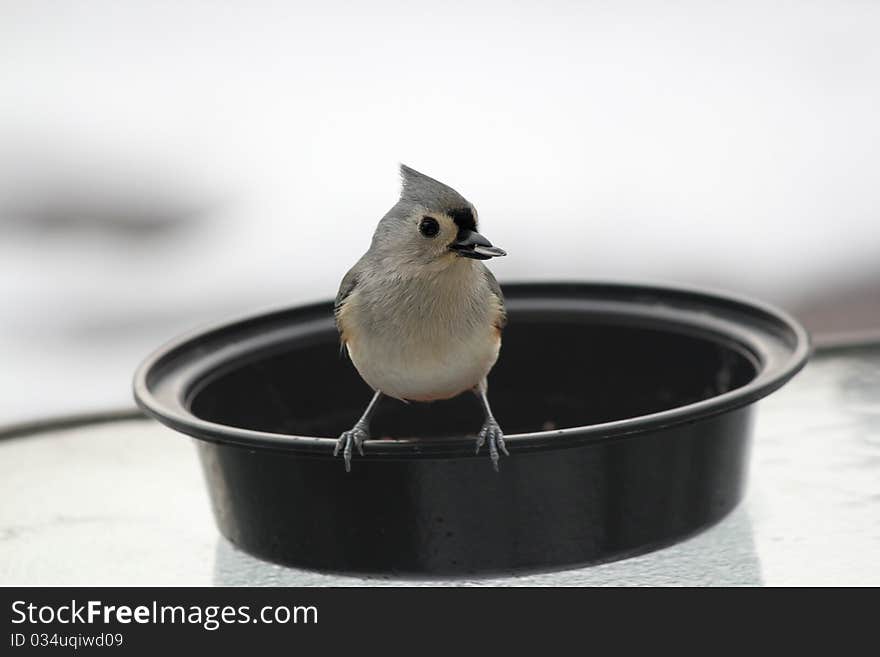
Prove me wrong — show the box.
[333,165,508,472]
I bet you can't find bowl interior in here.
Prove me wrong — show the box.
[189,319,758,439]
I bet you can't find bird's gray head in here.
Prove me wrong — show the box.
[368,164,506,267]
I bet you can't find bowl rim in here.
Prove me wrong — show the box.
[133,280,811,455]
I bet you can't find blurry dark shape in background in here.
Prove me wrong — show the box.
[0,138,215,242]
[1,193,205,241]
[0,138,239,424]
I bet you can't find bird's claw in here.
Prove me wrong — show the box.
[475,418,508,471]
[334,424,369,472]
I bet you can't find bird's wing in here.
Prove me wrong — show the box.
[334,259,367,358]
[481,264,507,331]
[334,266,359,328]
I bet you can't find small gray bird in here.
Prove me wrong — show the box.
[333,164,508,471]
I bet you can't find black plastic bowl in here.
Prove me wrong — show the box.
[134,282,809,576]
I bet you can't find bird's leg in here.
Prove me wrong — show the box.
[334,390,382,472]
[474,380,508,471]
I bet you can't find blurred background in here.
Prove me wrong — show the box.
[2,0,878,426]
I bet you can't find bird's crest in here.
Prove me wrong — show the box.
[399,164,470,210]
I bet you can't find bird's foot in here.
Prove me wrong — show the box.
[334,423,369,472]
[475,417,509,471]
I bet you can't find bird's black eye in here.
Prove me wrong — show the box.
[419,216,440,238]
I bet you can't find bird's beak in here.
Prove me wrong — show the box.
[450,229,507,260]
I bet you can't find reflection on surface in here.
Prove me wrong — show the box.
[212,505,761,586]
